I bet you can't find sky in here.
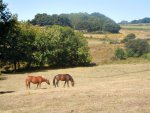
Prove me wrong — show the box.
[3,0,150,22]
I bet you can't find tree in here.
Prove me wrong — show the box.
[30,13,72,27]
[102,20,121,33]
[44,26,91,66]
[0,0,13,68]
[0,0,35,71]
[23,25,91,67]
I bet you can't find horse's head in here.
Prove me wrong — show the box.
[46,79,50,85]
[71,81,75,87]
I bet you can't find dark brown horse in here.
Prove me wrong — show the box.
[53,74,74,87]
[25,76,50,89]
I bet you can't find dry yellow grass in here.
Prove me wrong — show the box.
[84,28,150,40]
[87,39,124,64]
[89,43,123,64]
[84,33,125,40]
[0,63,150,113]
[120,29,150,39]
[84,28,150,64]
[1,28,150,113]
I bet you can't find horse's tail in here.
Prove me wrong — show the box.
[53,76,56,86]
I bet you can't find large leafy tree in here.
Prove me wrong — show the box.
[32,25,91,67]
[0,0,28,71]
[0,0,13,68]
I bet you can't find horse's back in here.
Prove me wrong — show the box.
[55,74,71,81]
[26,75,40,83]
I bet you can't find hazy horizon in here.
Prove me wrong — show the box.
[3,0,150,22]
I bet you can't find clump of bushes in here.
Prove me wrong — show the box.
[126,39,150,57]
[121,33,136,43]
[115,39,150,60]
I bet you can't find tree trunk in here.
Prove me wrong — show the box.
[27,61,31,69]
[14,61,17,72]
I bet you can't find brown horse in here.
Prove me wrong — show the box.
[53,74,75,87]
[25,76,50,89]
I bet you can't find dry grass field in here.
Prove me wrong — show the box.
[0,63,150,113]
[120,29,150,39]
[1,25,150,113]
[120,24,150,39]
[84,24,150,40]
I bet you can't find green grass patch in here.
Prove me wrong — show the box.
[121,24,150,31]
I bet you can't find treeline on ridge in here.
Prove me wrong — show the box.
[119,17,150,24]
[29,12,121,33]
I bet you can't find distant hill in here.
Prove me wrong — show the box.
[29,12,120,33]
[119,17,150,24]
[130,17,150,24]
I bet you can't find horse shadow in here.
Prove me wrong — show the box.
[40,88,47,89]
[0,91,15,94]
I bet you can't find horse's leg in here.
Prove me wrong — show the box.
[26,80,28,89]
[39,82,41,88]
[67,81,69,87]
[54,82,56,88]
[37,83,39,88]
[26,81,29,89]
[64,81,66,87]
[29,82,31,89]
[56,80,59,87]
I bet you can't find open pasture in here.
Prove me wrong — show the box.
[0,63,150,113]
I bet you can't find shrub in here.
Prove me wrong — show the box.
[126,39,150,57]
[126,49,134,57]
[115,48,126,60]
[122,33,136,43]
[143,52,150,60]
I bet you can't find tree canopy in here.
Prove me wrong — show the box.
[0,0,19,70]
[29,13,72,27]
[29,12,121,33]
